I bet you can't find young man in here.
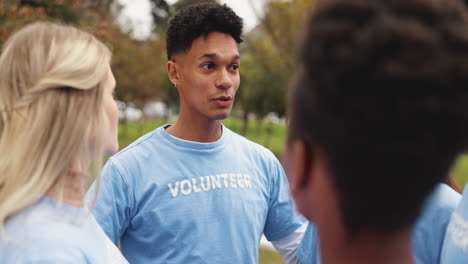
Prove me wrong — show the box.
[441,183,468,263]
[284,0,468,263]
[86,3,304,263]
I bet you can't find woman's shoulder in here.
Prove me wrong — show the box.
[1,198,110,263]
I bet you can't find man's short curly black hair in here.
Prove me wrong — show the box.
[166,2,243,60]
[289,0,468,235]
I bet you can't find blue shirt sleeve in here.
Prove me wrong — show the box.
[296,222,321,264]
[263,157,304,241]
[86,159,133,245]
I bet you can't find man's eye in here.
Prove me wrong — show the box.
[231,64,239,71]
[203,63,214,70]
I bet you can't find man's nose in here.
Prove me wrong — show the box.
[215,69,233,89]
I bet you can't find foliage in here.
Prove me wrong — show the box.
[149,0,170,29]
[239,33,290,120]
[0,0,173,118]
[259,0,313,68]
[238,0,315,133]
[0,0,317,124]
[1,1,51,47]
[452,155,468,190]
[171,0,218,13]
[0,0,116,47]
[111,26,167,112]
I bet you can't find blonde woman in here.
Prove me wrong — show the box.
[0,22,128,263]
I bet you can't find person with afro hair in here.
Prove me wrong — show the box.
[285,0,468,263]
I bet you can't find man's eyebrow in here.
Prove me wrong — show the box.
[198,53,240,60]
[199,53,217,59]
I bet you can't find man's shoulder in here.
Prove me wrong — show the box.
[225,127,278,161]
[101,127,166,180]
[111,126,165,162]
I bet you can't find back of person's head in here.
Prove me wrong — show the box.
[0,22,111,230]
[288,0,468,235]
[166,2,243,60]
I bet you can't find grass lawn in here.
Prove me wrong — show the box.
[259,249,284,264]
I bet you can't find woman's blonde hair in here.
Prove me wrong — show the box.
[0,22,112,230]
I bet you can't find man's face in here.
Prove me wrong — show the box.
[171,32,240,121]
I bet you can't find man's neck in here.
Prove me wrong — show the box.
[321,230,414,264]
[167,115,223,143]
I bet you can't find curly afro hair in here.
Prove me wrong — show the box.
[166,2,243,60]
[289,0,468,235]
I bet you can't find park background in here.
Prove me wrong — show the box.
[2,0,468,263]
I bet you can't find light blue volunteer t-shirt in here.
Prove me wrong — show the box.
[296,183,461,264]
[0,196,128,264]
[86,124,304,263]
[441,183,468,264]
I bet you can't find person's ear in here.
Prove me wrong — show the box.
[167,60,179,86]
[285,140,319,221]
[286,140,313,197]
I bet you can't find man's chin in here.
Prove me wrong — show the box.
[211,111,232,121]
[214,115,229,121]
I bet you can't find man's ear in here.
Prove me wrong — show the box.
[167,60,179,86]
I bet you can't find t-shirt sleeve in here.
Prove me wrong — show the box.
[264,157,305,241]
[85,159,132,245]
[296,222,320,264]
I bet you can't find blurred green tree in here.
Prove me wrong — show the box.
[238,0,314,135]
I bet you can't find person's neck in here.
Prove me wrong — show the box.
[167,113,223,143]
[321,230,414,264]
[45,164,88,207]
